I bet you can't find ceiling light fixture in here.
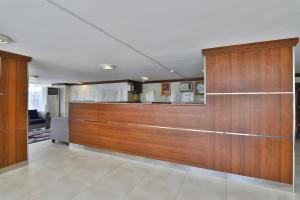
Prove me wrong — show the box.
[170,70,175,73]
[0,34,11,44]
[29,75,39,79]
[46,0,185,79]
[141,77,150,82]
[100,64,116,70]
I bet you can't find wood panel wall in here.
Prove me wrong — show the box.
[69,38,298,184]
[0,51,31,168]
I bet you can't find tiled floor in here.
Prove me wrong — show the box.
[0,140,300,200]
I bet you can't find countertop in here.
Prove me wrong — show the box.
[69,101,205,106]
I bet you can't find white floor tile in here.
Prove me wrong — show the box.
[227,180,277,200]
[0,140,300,200]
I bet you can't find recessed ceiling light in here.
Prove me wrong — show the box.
[29,75,39,79]
[75,82,83,84]
[141,77,150,82]
[170,70,175,73]
[100,64,116,70]
[0,34,11,44]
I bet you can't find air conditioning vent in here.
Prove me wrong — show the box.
[179,82,193,92]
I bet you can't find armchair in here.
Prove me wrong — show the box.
[50,117,69,144]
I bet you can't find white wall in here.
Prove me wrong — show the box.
[68,81,204,104]
[70,82,129,102]
[28,84,48,111]
[140,82,204,104]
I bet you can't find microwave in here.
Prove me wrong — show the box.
[179,82,193,92]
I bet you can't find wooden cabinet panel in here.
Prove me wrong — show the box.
[69,113,292,183]
[206,47,293,93]
[236,136,292,183]
[0,51,30,169]
[2,129,16,166]
[208,135,292,183]
[0,95,5,130]
[70,103,211,131]
[15,94,27,129]
[0,57,8,94]
[208,134,233,172]
[70,119,209,167]
[0,58,17,95]
[98,104,211,130]
[16,60,28,95]
[69,119,101,146]
[0,94,27,130]
[69,95,293,183]
[71,94,292,137]
[1,129,27,166]
[0,130,4,168]
[15,129,28,163]
[69,103,99,121]
[208,94,293,137]
[0,58,27,95]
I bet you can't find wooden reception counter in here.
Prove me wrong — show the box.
[69,38,298,184]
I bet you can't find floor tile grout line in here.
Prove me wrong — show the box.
[125,165,157,196]
[6,141,299,199]
[225,174,228,200]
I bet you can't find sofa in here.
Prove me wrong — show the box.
[28,109,51,130]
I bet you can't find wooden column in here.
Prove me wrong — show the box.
[203,38,298,184]
[0,50,31,168]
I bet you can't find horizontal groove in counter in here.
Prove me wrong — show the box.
[84,120,110,124]
[71,119,289,139]
[0,93,28,96]
[0,128,28,131]
[206,92,293,95]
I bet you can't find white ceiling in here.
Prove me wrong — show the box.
[0,0,299,84]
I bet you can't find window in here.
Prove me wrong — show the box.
[28,84,44,111]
